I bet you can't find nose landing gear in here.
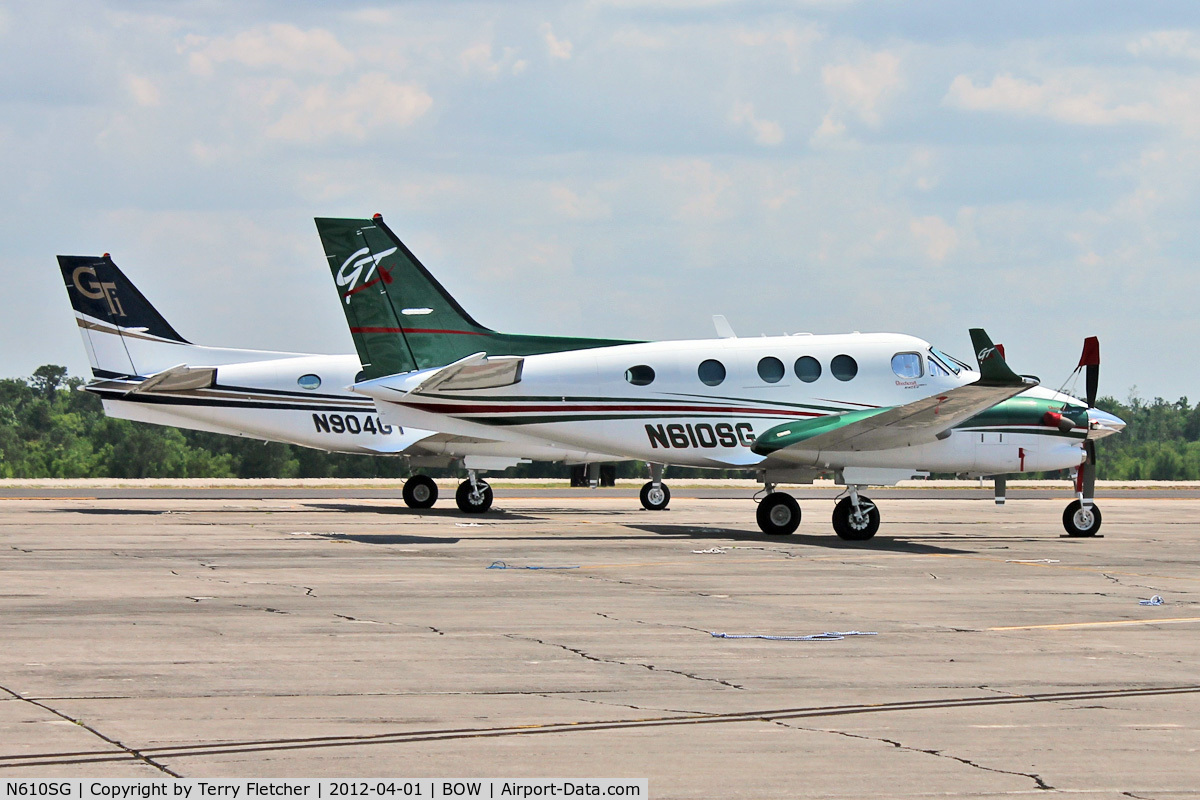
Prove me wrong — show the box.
[455,470,494,513]
[832,486,879,541]
[1063,498,1101,537]
[640,463,670,510]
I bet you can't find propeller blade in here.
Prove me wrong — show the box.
[1079,336,1099,407]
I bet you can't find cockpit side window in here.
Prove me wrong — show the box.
[891,352,923,379]
[929,347,964,375]
[927,355,950,377]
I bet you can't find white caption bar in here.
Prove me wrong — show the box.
[2,781,647,800]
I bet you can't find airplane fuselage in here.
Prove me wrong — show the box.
[359,332,1090,477]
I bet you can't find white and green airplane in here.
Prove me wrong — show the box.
[314,213,1126,540]
[56,254,629,507]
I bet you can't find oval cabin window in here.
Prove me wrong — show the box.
[625,365,655,386]
[697,359,726,386]
[831,355,858,381]
[297,374,322,390]
[757,357,785,384]
[794,356,821,383]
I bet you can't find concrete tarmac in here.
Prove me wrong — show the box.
[2,491,1199,798]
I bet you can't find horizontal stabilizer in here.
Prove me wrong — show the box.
[127,364,216,394]
[356,352,525,399]
[408,352,524,395]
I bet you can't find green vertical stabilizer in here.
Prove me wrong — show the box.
[315,215,638,380]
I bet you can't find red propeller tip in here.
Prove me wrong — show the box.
[1078,336,1099,368]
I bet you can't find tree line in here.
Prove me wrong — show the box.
[2,366,1197,480]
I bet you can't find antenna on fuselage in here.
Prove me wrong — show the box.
[712,315,737,339]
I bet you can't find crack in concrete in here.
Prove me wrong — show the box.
[428,626,445,636]
[774,721,1053,790]
[595,611,711,635]
[234,605,289,615]
[9,545,33,553]
[509,634,743,690]
[0,683,181,777]
[537,692,706,716]
[574,571,746,602]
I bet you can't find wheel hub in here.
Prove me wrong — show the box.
[769,504,793,526]
[412,485,431,503]
[647,487,665,505]
[1073,507,1095,530]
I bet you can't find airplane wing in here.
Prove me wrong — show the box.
[752,329,1036,462]
[126,364,216,394]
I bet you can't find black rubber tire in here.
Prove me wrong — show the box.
[402,475,438,509]
[455,480,493,514]
[756,492,800,535]
[639,481,670,510]
[832,496,880,541]
[1063,499,1102,537]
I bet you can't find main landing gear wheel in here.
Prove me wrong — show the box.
[1063,500,1102,537]
[757,492,800,536]
[832,496,880,541]
[639,481,670,511]
[455,479,493,514]
[402,475,438,509]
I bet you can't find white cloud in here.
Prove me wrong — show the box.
[126,75,160,107]
[460,42,528,77]
[610,27,667,50]
[1128,30,1200,61]
[730,101,784,146]
[541,23,573,60]
[821,50,902,126]
[550,185,612,220]
[661,160,731,222]
[910,215,958,262]
[735,25,823,73]
[809,112,847,147]
[944,73,1159,127]
[265,73,432,143]
[185,24,355,76]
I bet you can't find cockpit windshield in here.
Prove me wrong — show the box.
[929,347,971,375]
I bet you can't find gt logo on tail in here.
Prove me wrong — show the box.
[337,246,398,304]
[72,266,125,317]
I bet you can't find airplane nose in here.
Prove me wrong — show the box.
[1087,408,1126,439]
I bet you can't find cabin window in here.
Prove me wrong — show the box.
[794,356,821,383]
[757,357,785,383]
[625,365,655,386]
[831,354,858,381]
[698,359,726,386]
[891,352,923,379]
[297,374,322,390]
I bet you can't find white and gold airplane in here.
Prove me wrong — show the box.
[315,214,1125,539]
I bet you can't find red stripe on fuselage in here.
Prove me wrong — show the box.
[349,327,490,335]
[403,400,823,418]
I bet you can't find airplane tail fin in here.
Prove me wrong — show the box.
[57,254,190,378]
[314,214,635,380]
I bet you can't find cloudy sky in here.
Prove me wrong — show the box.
[3,0,1198,401]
